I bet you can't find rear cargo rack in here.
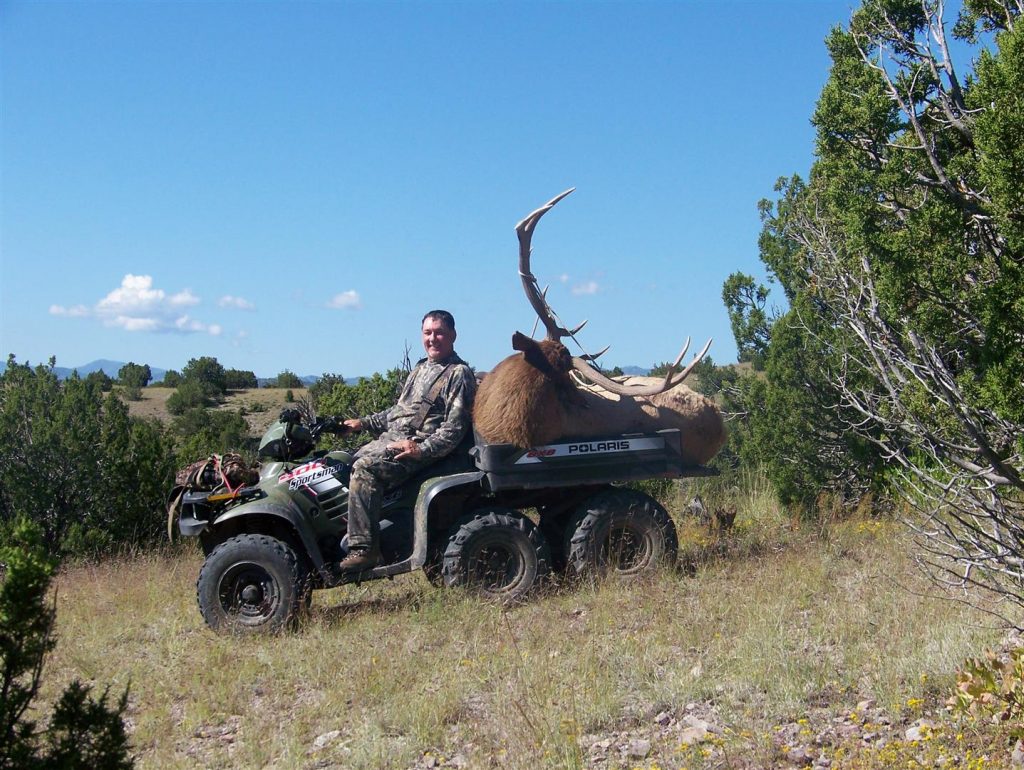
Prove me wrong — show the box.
[471,429,716,492]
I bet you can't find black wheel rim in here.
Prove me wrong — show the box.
[467,539,524,594]
[218,561,281,625]
[603,521,653,574]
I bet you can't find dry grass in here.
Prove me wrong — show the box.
[124,386,178,423]
[36,483,1015,769]
[126,386,303,434]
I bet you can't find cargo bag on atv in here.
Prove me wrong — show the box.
[166,453,260,539]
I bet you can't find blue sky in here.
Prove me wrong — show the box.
[1,0,856,378]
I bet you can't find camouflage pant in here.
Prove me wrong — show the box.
[346,435,435,550]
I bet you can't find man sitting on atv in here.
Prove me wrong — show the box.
[339,309,476,571]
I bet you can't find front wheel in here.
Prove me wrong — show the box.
[567,488,678,578]
[441,509,550,603]
[197,534,310,634]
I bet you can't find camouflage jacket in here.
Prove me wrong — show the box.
[360,353,476,459]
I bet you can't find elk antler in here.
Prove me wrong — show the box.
[515,189,712,397]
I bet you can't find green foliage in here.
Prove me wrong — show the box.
[722,272,772,368]
[84,370,114,392]
[273,370,303,389]
[223,368,258,390]
[316,369,407,451]
[726,304,882,509]
[949,647,1024,737]
[164,380,212,415]
[732,0,1024,528]
[308,372,346,409]
[117,362,150,403]
[116,362,151,391]
[0,519,56,769]
[181,356,226,397]
[0,357,176,555]
[158,370,181,388]
[0,519,132,770]
[42,681,131,769]
[170,408,251,466]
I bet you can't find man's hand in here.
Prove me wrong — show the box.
[343,419,363,433]
[388,439,422,461]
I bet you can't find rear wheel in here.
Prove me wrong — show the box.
[442,508,550,603]
[197,533,310,634]
[567,488,678,578]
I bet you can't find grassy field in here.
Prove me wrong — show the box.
[126,386,304,434]
[38,479,1017,769]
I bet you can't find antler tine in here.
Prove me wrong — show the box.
[567,319,588,336]
[570,337,713,397]
[517,188,577,340]
[579,344,610,362]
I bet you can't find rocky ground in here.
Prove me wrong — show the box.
[396,693,1018,770]
[399,635,1024,770]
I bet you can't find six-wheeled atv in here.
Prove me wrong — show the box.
[170,410,715,634]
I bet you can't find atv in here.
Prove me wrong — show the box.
[170,410,715,634]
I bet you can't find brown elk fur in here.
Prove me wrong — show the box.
[474,336,726,465]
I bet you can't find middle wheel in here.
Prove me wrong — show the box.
[441,508,550,602]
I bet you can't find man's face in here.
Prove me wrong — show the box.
[422,317,456,361]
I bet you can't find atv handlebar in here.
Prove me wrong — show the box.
[314,416,352,437]
[277,409,351,439]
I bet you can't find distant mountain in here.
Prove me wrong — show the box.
[73,359,169,382]
[256,375,364,388]
[0,358,167,382]
[619,365,650,376]
[0,358,371,388]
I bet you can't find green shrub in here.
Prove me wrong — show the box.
[0,357,176,555]
[275,370,302,389]
[165,380,212,415]
[0,518,132,769]
[949,647,1024,738]
[170,407,252,465]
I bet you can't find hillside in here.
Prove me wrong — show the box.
[126,386,305,435]
[40,498,1014,769]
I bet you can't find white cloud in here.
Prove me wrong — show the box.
[327,290,362,310]
[49,304,89,317]
[169,289,200,307]
[113,315,159,332]
[52,274,221,336]
[559,273,570,284]
[219,295,255,311]
[173,316,222,335]
[571,280,600,296]
[96,274,167,316]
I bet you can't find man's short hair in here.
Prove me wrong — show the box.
[422,309,456,330]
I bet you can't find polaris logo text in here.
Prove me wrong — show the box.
[513,436,664,464]
[568,441,630,454]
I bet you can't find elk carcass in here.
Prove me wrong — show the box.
[472,189,726,466]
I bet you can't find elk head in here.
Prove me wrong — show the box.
[514,188,712,395]
[473,190,723,453]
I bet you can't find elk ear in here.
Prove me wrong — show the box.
[512,332,555,374]
[512,331,537,353]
